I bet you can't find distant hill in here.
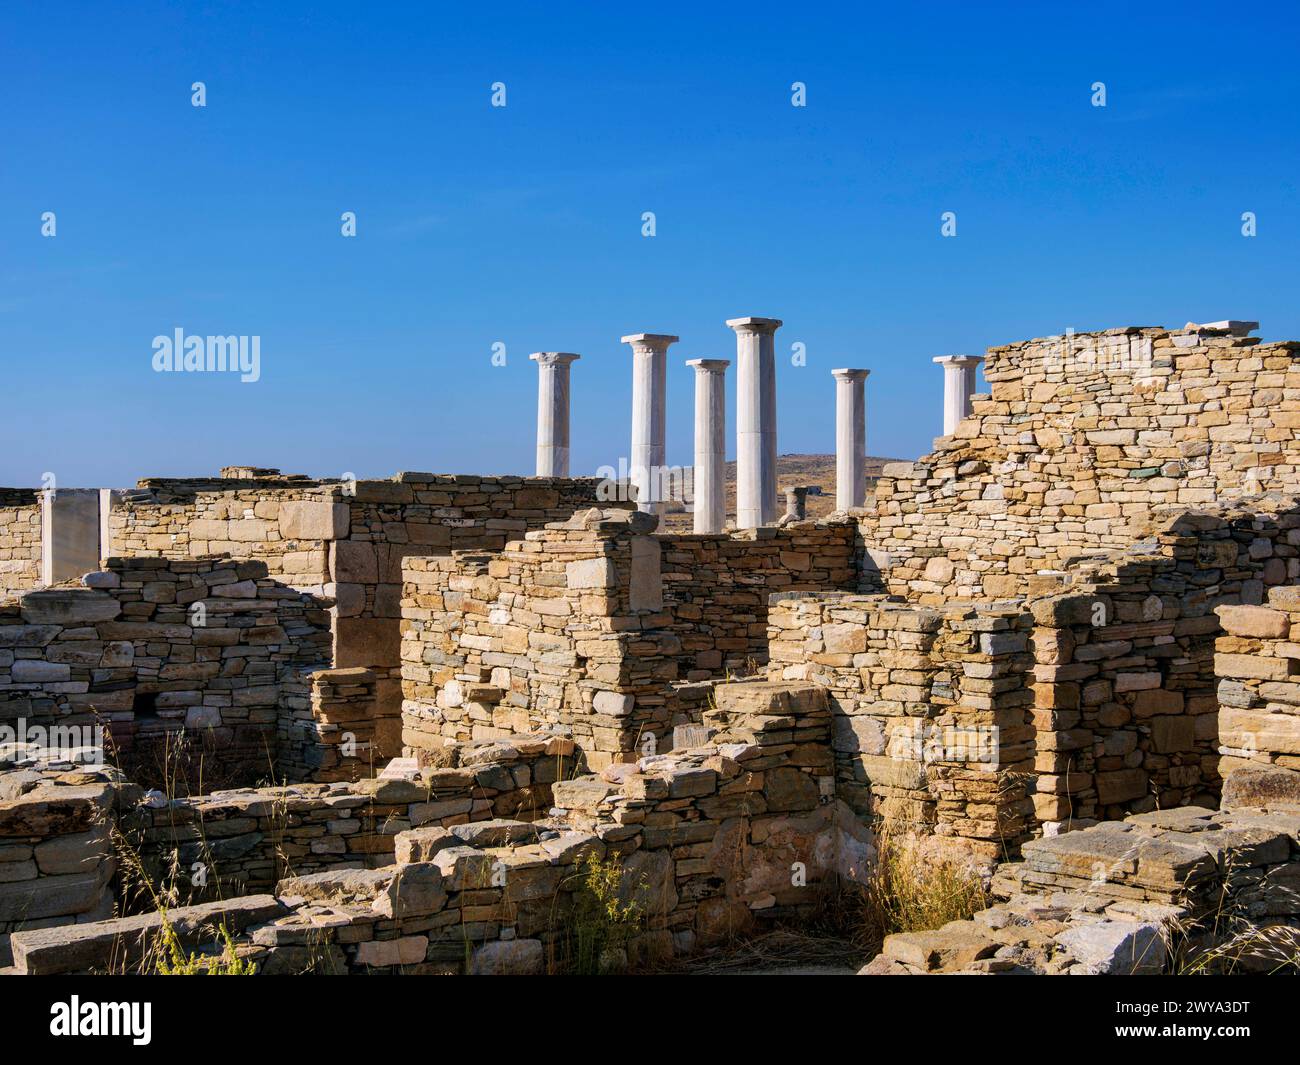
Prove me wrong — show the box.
[658,453,906,531]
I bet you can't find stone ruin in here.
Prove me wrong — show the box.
[2,315,1300,975]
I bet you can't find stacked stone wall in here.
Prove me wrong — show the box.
[1214,587,1300,776]
[862,325,1300,602]
[1027,495,1300,829]
[0,761,127,963]
[0,556,332,787]
[401,511,857,768]
[0,489,42,600]
[768,593,1034,859]
[660,522,857,676]
[7,682,872,975]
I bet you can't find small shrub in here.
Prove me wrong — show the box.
[154,916,256,976]
[566,853,644,975]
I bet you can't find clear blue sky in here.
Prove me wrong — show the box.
[2,1,1297,487]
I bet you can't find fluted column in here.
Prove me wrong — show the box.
[687,358,729,534]
[933,355,983,435]
[621,333,679,513]
[529,352,580,476]
[726,316,782,528]
[832,369,870,511]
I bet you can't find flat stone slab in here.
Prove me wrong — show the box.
[10,894,284,975]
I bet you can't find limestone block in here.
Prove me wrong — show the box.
[1216,605,1289,639]
[355,935,429,968]
[469,938,544,975]
[279,501,350,541]
[566,557,616,589]
[331,541,378,583]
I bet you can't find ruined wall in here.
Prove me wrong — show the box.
[110,472,623,729]
[0,761,125,958]
[401,511,857,768]
[862,325,1300,601]
[129,732,573,902]
[7,682,869,975]
[1215,587,1300,776]
[0,489,42,600]
[660,523,857,676]
[275,667,402,783]
[110,477,337,590]
[767,593,1035,859]
[0,556,331,787]
[1028,496,1300,829]
[401,511,667,766]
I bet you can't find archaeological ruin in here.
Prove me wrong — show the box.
[3,316,1300,976]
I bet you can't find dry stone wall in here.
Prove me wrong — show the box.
[862,325,1300,602]
[0,556,332,787]
[660,523,857,676]
[768,593,1035,859]
[1215,587,1300,776]
[128,731,574,903]
[0,489,42,600]
[401,510,857,768]
[0,758,129,964]
[8,682,872,975]
[1027,495,1300,830]
[110,472,622,724]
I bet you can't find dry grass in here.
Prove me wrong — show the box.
[849,821,989,956]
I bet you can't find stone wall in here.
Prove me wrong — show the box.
[1027,495,1300,831]
[275,667,401,783]
[1215,587,1300,776]
[128,732,574,904]
[767,593,1035,859]
[0,556,332,787]
[400,510,857,768]
[660,522,857,676]
[109,477,337,591]
[866,800,1300,975]
[0,489,42,600]
[6,682,872,975]
[861,325,1300,602]
[110,472,623,723]
[0,759,128,964]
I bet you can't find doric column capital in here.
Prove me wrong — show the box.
[725,316,783,336]
[621,333,679,355]
[530,352,580,368]
[932,354,983,368]
[831,368,871,381]
[686,358,731,373]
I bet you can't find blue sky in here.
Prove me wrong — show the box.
[2,1,1297,487]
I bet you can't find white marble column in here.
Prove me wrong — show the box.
[686,358,729,534]
[726,316,782,528]
[529,352,580,477]
[621,333,679,513]
[832,369,870,511]
[933,355,983,436]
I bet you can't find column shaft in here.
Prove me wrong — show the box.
[727,317,782,527]
[933,355,983,436]
[687,359,729,533]
[530,353,579,477]
[621,334,679,513]
[832,369,870,511]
